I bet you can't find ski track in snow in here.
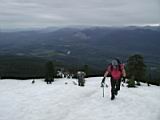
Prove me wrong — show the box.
[0,77,160,120]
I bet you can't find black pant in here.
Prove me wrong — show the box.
[110,78,121,96]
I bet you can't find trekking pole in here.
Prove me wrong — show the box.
[102,83,105,97]
[101,77,106,97]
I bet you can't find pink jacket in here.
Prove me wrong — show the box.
[107,64,125,80]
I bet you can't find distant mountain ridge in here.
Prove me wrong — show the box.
[0,26,160,69]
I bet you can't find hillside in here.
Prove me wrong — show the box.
[0,26,160,69]
[0,77,159,120]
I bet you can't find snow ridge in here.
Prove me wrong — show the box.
[0,77,160,120]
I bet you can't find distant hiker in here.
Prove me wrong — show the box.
[101,58,126,100]
[77,71,86,86]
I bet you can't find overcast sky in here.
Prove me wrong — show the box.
[0,0,160,28]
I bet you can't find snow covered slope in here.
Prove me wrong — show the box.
[0,77,160,120]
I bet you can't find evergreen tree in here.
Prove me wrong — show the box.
[127,76,136,87]
[45,61,55,84]
[126,54,146,86]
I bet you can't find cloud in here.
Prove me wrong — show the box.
[0,0,160,28]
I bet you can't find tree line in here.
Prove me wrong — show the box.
[0,55,160,86]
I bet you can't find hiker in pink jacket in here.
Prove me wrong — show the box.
[101,58,126,100]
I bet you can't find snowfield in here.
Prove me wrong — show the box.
[0,77,160,120]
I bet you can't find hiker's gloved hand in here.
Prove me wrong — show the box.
[101,82,104,87]
[101,77,105,87]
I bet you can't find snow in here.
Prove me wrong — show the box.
[0,77,160,120]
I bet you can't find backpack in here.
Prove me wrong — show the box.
[108,59,123,80]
